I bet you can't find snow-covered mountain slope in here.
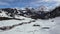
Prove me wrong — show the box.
[0,15,60,34]
[0,6,60,34]
[0,6,60,19]
[0,10,8,17]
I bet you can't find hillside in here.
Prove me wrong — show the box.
[0,6,60,34]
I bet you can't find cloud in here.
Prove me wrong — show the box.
[0,1,10,6]
[28,0,60,8]
[40,0,60,6]
[0,0,15,2]
[0,0,60,8]
[38,0,60,2]
[6,0,14,1]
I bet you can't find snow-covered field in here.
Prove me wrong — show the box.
[0,16,60,34]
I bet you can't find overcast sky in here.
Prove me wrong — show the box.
[0,0,60,8]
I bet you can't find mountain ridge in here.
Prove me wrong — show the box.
[0,6,60,20]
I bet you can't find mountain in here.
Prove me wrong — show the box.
[49,6,60,18]
[0,6,60,20]
[0,6,60,34]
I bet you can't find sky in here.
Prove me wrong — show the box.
[0,0,60,8]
